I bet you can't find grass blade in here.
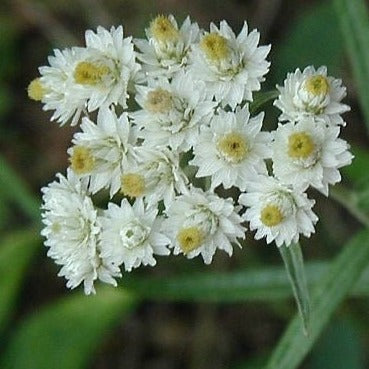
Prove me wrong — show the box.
[264,229,369,369]
[0,155,40,221]
[334,0,369,132]
[122,259,369,302]
[279,243,310,335]
[0,289,136,369]
[0,228,40,335]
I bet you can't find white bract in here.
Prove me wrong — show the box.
[163,187,246,264]
[274,66,350,125]
[99,198,170,272]
[41,170,119,294]
[240,175,318,247]
[38,47,88,126]
[191,106,271,190]
[188,20,270,108]
[135,15,200,78]
[37,26,140,126]
[81,25,141,110]
[121,147,189,208]
[68,107,138,197]
[272,118,353,195]
[133,71,216,151]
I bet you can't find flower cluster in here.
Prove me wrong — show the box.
[29,15,352,294]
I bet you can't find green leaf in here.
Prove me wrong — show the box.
[330,185,369,228]
[340,145,369,212]
[334,0,369,132]
[123,259,369,302]
[249,90,279,114]
[273,1,343,84]
[264,229,369,369]
[279,243,310,335]
[0,228,40,335]
[0,289,136,369]
[308,318,365,369]
[0,155,40,221]
[341,145,369,186]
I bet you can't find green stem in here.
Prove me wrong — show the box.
[279,243,310,335]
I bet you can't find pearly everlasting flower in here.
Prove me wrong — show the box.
[99,198,170,272]
[37,26,140,126]
[41,170,120,294]
[121,146,189,208]
[33,15,355,295]
[274,66,350,125]
[133,71,216,151]
[135,15,200,78]
[190,106,271,190]
[272,118,353,195]
[188,20,270,108]
[163,187,246,264]
[82,25,141,110]
[240,175,318,247]
[68,107,138,197]
[37,47,88,126]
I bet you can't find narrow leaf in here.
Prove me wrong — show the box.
[264,229,369,369]
[249,90,279,114]
[0,228,40,335]
[334,0,369,132]
[0,155,40,221]
[279,242,310,335]
[0,289,136,369]
[123,260,369,302]
[309,318,365,369]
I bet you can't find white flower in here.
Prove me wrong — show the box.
[274,66,350,125]
[41,170,120,294]
[239,175,318,247]
[82,25,141,110]
[188,20,270,108]
[135,15,200,78]
[38,47,88,126]
[68,107,138,197]
[121,146,189,208]
[272,118,353,195]
[190,106,271,190]
[163,187,246,264]
[133,71,216,151]
[38,26,140,126]
[99,198,170,272]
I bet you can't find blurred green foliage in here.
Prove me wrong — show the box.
[1,0,369,368]
[0,290,135,369]
[272,2,343,84]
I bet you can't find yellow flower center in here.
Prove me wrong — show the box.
[74,61,110,86]
[304,75,330,96]
[70,146,95,174]
[288,131,315,159]
[217,133,248,163]
[51,222,61,233]
[200,33,229,62]
[145,88,173,113]
[260,205,284,227]
[177,226,204,254]
[121,173,145,198]
[27,78,45,101]
[149,15,179,43]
